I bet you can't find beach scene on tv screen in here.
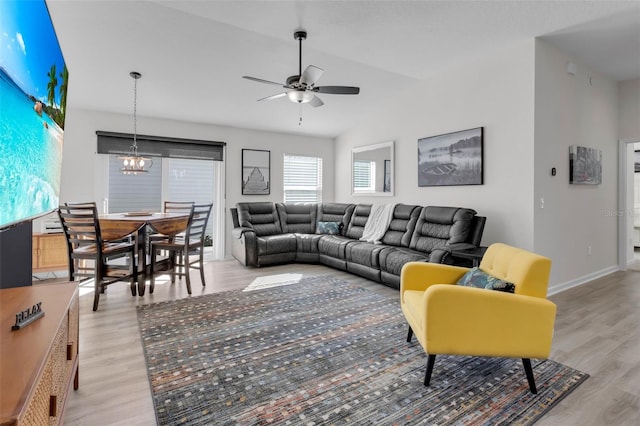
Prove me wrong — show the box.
[0,0,67,228]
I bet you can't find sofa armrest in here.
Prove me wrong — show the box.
[232,226,254,239]
[423,285,556,358]
[400,262,469,294]
[231,227,258,267]
[445,242,478,251]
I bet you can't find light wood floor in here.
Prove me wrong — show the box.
[48,260,639,425]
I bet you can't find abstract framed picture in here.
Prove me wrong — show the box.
[242,149,270,195]
[418,127,483,187]
[569,145,602,185]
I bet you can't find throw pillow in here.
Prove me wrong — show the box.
[456,267,516,293]
[316,221,341,235]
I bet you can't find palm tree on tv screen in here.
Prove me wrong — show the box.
[59,65,68,124]
[47,64,57,108]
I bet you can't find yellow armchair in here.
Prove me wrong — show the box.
[400,243,556,394]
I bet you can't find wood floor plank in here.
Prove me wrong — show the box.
[47,260,640,425]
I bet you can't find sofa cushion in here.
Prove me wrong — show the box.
[256,234,297,255]
[344,204,371,240]
[409,206,476,253]
[317,235,354,259]
[316,221,341,235]
[380,204,421,247]
[276,203,317,234]
[317,203,355,235]
[237,202,282,236]
[378,247,430,276]
[295,233,322,254]
[456,267,516,293]
[345,241,389,268]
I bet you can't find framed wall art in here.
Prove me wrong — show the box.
[417,127,483,187]
[635,150,640,173]
[569,145,602,184]
[242,149,270,195]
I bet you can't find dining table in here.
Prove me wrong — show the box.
[99,211,190,296]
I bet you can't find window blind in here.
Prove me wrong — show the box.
[96,131,225,161]
[353,160,375,192]
[283,155,323,204]
[107,155,162,213]
[165,158,215,238]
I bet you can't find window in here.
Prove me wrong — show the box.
[107,155,161,213]
[283,154,323,203]
[106,155,225,260]
[353,160,375,192]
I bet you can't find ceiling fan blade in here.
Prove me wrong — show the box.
[310,95,324,108]
[243,76,286,87]
[300,65,324,86]
[257,92,287,102]
[314,85,360,95]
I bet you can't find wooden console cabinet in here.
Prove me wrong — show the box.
[32,233,68,273]
[0,282,79,426]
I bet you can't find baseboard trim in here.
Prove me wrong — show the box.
[548,265,621,296]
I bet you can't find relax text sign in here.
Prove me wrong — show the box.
[12,302,44,331]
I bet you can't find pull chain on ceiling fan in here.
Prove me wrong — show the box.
[242,30,360,108]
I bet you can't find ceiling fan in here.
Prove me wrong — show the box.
[243,30,360,108]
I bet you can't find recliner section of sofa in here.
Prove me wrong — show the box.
[276,203,320,263]
[232,202,485,289]
[345,204,422,283]
[377,206,479,287]
[318,204,371,271]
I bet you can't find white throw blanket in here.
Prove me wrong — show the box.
[360,204,395,244]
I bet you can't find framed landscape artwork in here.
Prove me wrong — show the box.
[242,149,270,195]
[569,145,602,185]
[418,127,483,187]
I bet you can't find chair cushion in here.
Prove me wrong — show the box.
[456,267,516,293]
[316,221,341,235]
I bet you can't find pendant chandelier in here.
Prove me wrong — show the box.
[120,71,152,174]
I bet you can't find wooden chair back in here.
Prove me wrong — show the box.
[58,202,105,260]
[185,204,213,245]
[164,201,194,214]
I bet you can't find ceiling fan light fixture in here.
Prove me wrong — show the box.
[287,89,314,104]
[243,29,359,108]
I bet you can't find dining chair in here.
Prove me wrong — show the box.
[149,203,213,294]
[147,201,194,249]
[58,202,138,311]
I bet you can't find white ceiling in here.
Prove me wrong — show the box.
[47,0,640,139]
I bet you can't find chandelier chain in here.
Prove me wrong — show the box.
[133,75,138,150]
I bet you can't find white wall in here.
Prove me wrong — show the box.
[335,40,537,250]
[618,79,640,140]
[51,108,334,257]
[533,39,619,290]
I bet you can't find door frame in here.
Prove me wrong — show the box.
[618,138,640,269]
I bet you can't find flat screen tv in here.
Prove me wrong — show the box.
[0,0,67,230]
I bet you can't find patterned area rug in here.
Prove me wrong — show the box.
[137,275,588,425]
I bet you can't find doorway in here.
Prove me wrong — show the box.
[102,155,226,261]
[618,138,640,271]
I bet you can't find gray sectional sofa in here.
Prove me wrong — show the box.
[231,202,485,289]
